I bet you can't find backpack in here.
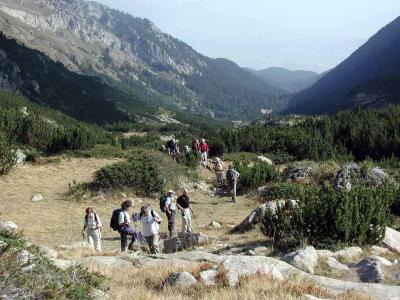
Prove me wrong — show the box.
[159,196,168,212]
[85,213,99,224]
[110,208,123,231]
[227,169,237,184]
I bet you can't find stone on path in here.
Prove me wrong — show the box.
[283,246,318,274]
[326,257,349,271]
[383,227,400,253]
[166,272,197,287]
[209,220,222,228]
[31,194,44,202]
[0,220,18,233]
[164,233,209,254]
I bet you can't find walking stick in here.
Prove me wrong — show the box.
[190,208,200,227]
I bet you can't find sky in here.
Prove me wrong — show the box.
[93,0,400,73]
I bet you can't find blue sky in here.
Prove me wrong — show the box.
[94,0,400,73]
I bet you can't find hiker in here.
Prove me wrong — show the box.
[134,206,162,254]
[183,145,191,157]
[199,139,209,167]
[82,207,102,252]
[176,189,192,233]
[166,138,176,156]
[213,157,225,186]
[160,190,177,237]
[118,200,137,252]
[172,140,180,160]
[226,165,240,202]
[192,139,200,152]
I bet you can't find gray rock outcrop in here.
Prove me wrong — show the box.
[383,227,400,253]
[166,272,197,287]
[283,246,318,274]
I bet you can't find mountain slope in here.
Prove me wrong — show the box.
[0,0,286,120]
[287,17,400,114]
[0,33,154,124]
[245,67,322,93]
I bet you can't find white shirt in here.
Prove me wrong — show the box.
[165,197,176,211]
[118,211,131,225]
[140,210,160,237]
[84,213,102,230]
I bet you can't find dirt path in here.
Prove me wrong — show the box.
[0,158,261,251]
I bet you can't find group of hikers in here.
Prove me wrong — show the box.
[81,189,194,254]
[82,137,241,254]
[162,137,209,166]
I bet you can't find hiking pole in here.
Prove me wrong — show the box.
[190,208,200,227]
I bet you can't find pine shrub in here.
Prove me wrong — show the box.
[262,185,397,249]
[0,133,16,175]
[235,161,279,193]
[262,182,302,202]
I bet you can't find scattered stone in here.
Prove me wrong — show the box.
[15,149,26,165]
[209,220,222,228]
[303,295,330,300]
[80,256,132,268]
[164,236,182,254]
[253,246,270,256]
[257,156,273,165]
[21,263,36,273]
[166,272,197,287]
[316,250,335,258]
[367,255,392,266]
[370,245,392,256]
[40,246,58,259]
[334,246,363,261]
[383,227,400,253]
[283,246,318,274]
[31,194,43,202]
[90,289,108,300]
[357,257,385,283]
[199,269,218,286]
[326,257,349,271]
[17,250,32,266]
[51,258,75,270]
[0,220,18,233]
[247,250,256,256]
[285,166,313,180]
[19,107,28,117]
[222,255,283,286]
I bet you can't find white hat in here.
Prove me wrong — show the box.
[167,190,175,195]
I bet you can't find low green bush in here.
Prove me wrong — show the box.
[0,133,16,175]
[262,182,302,202]
[262,185,397,249]
[235,161,279,193]
[176,151,200,170]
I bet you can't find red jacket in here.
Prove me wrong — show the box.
[199,143,208,153]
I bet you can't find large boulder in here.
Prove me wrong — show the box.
[0,221,18,233]
[166,272,197,287]
[383,227,400,253]
[257,156,273,165]
[285,166,313,180]
[283,246,318,274]
[334,246,363,261]
[80,256,132,268]
[222,255,283,287]
[326,257,349,271]
[232,200,297,233]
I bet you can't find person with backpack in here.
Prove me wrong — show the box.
[199,139,209,167]
[226,165,240,202]
[213,158,225,186]
[160,190,177,237]
[192,139,200,152]
[82,207,102,252]
[110,200,137,252]
[134,206,162,254]
[176,189,192,234]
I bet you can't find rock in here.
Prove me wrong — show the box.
[316,250,335,258]
[15,149,26,165]
[383,227,400,253]
[232,200,286,233]
[371,245,392,256]
[326,257,349,271]
[80,256,132,268]
[21,263,36,273]
[209,220,222,228]
[334,163,359,191]
[166,272,197,287]
[0,220,18,233]
[31,194,43,202]
[357,257,385,283]
[303,295,330,300]
[17,250,32,266]
[283,246,318,274]
[247,250,256,256]
[40,246,58,259]
[394,271,400,282]
[51,258,75,270]
[222,255,283,286]
[285,166,313,180]
[58,241,94,251]
[368,255,393,266]
[181,233,209,249]
[19,106,28,117]
[257,156,273,165]
[199,269,218,286]
[334,246,363,261]
[253,246,270,256]
[90,289,108,300]
[164,237,182,254]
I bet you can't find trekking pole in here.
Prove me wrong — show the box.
[190,208,200,227]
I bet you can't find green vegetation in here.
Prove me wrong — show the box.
[91,151,197,196]
[0,132,16,175]
[262,182,302,202]
[262,185,398,249]
[0,230,104,300]
[235,161,279,193]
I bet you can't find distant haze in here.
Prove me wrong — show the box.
[93,0,400,72]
